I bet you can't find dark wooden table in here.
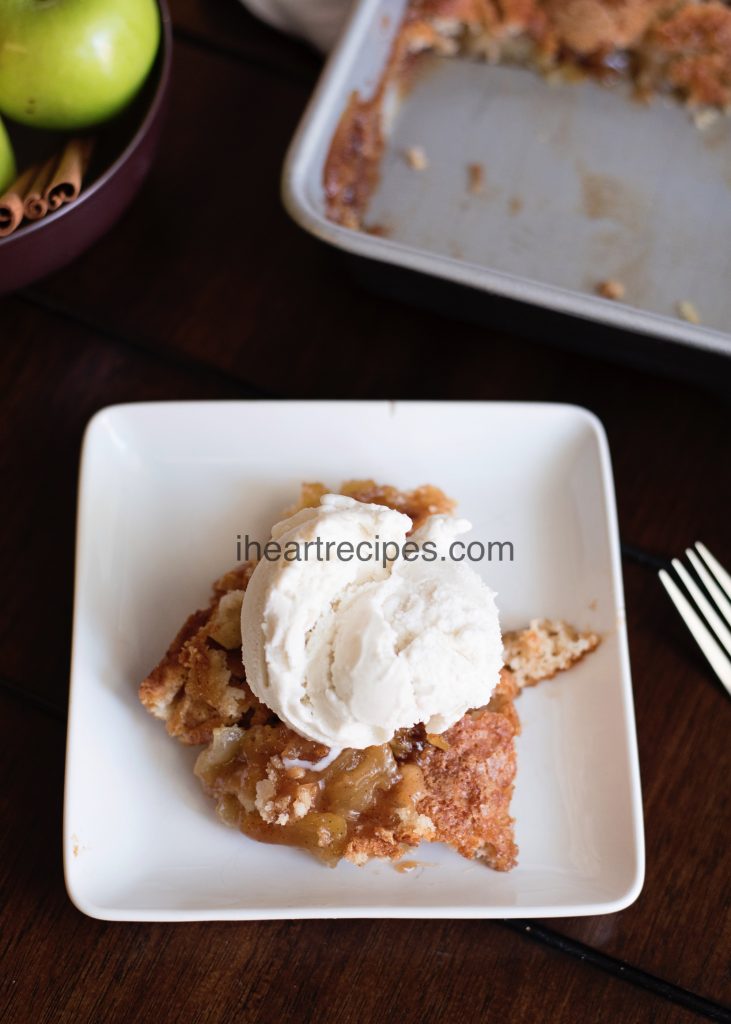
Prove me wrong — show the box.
[1,3,730,1021]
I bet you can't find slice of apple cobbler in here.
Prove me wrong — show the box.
[139,480,598,870]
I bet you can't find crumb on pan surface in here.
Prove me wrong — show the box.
[596,279,626,300]
[677,299,701,324]
[467,162,485,194]
[405,145,430,169]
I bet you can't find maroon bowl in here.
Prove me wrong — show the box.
[0,0,172,297]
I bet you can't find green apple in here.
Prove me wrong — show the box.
[0,116,16,192]
[0,0,161,130]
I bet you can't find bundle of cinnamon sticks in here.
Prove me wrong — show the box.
[0,136,94,238]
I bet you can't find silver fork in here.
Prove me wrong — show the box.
[659,542,731,695]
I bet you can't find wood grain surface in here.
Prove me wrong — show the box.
[1,2,730,1021]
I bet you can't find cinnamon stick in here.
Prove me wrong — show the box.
[43,137,94,210]
[0,165,35,238]
[0,136,95,237]
[23,156,57,220]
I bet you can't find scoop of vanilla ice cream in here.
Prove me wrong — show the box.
[241,494,502,749]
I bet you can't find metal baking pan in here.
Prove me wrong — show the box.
[283,0,731,368]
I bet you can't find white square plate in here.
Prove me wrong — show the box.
[64,400,644,920]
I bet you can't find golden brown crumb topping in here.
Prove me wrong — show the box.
[290,479,456,531]
[647,2,731,107]
[417,704,518,870]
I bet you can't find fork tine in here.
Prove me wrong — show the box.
[687,548,731,631]
[695,542,731,602]
[673,559,731,657]
[659,569,731,694]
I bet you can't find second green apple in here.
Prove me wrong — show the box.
[0,116,16,192]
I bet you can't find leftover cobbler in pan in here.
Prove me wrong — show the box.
[140,480,598,869]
